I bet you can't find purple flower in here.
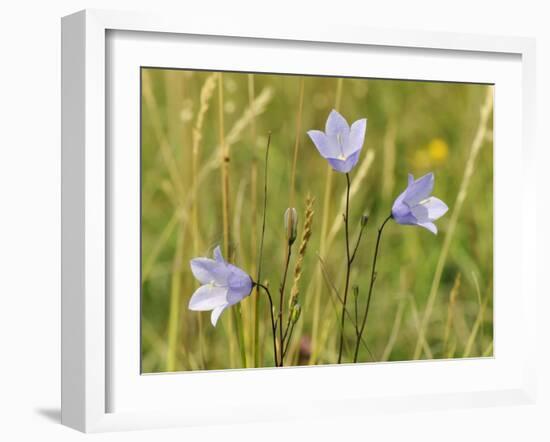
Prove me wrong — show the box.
[307,109,367,173]
[189,246,253,326]
[391,173,449,234]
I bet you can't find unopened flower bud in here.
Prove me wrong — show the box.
[361,213,369,227]
[284,207,298,245]
[291,303,302,323]
[352,285,359,299]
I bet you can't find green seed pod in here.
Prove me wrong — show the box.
[284,207,298,245]
[361,213,369,227]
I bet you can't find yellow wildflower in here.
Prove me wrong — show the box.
[428,138,449,165]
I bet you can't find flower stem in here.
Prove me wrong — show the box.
[255,282,278,367]
[278,245,292,366]
[283,319,297,359]
[317,253,375,361]
[255,132,271,364]
[351,218,368,264]
[337,173,352,363]
[353,215,392,363]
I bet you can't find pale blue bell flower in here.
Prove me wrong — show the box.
[307,109,367,173]
[391,173,449,234]
[189,246,253,326]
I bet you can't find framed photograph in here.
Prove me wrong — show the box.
[61,9,537,432]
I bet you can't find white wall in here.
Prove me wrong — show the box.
[0,1,547,440]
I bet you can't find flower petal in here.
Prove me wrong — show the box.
[325,109,349,137]
[188,285,228,311]
[417,221,438,234]
[326,158,347,173]
[328,132,350,157]
[190,258,229,285]
[307,130,340,159]
[211,304,229,326]
[392,199,417,225]
[344,118,367,156]
[213,245,224,263]
[327,150,361,173]
[227,288,250,305]
[392,185,408,212]
[404,173,434,206]
[227,271,252,304]
[411,196,448,223]
[424,197,448,220]
[410,203,429,223]
[227,263,250,284]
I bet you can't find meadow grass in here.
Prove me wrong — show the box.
[140,68,494,372]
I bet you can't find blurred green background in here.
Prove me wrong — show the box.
[141,68,493,373]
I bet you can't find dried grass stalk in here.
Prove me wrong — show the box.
[225,87,273,147]
[289,78,305,208]
[413,86,493,359]
[443,273,462,353]
[191,73,217,256]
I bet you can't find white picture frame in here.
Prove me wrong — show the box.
[61,9,537,433]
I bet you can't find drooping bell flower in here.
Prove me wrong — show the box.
[391,173,448,234]
[189,246,253,326]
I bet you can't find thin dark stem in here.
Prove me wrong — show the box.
[282,320,297,359]
[255,133,271,295]
[282,308,293,345]
[353,215,392,363]
[316,253,344,305]
[317,253,375,362]
[350,218,368,264]
[354,289,359,336]
[278,246,292,366]
[337,173,352,364]
[255,282,278,367]
[252,133,271,366]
